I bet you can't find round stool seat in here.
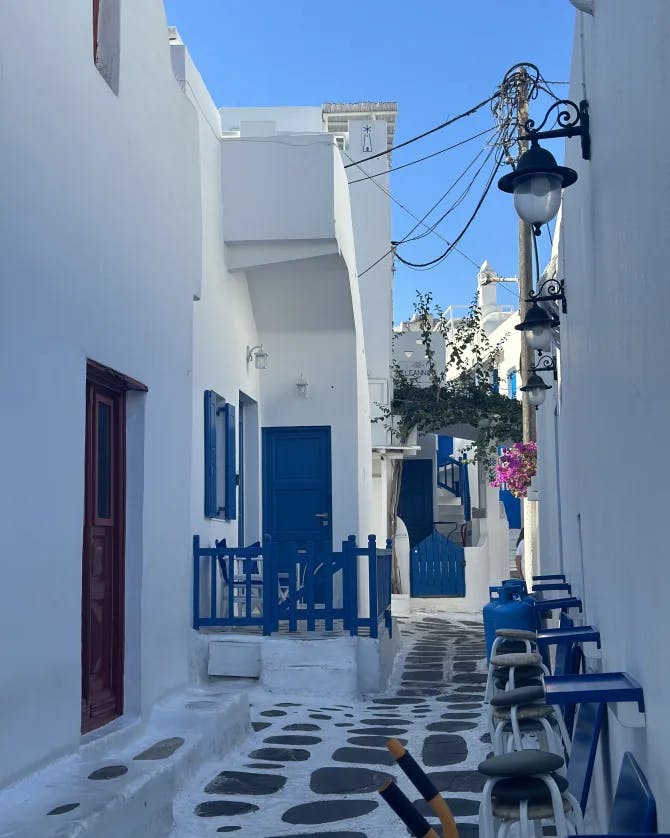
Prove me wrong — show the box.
[491,685,545,707]
[494,677,544,691]
[497,717,556,733]
[496,628,537,641]
[491,652,542,668]
[492,773,569,803]
[493,664,544,679]
[493,703,555,722]
[493,640,530,655]
[492,796,572,820]
[478,749,564,777]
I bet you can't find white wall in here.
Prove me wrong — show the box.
[0,1,200,784]
[537,2,670,827]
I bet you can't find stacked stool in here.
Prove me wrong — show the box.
[478,750,583,838]
[479,628,578,837]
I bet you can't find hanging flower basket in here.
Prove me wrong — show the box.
[490,442,537,499]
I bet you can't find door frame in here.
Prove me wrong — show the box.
[81,360,145,734]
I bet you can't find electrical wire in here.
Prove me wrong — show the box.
[343,94,497,169]
[347,126,496,184]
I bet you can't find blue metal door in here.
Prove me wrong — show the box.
[398,459,433,550]
[262,426,332,554]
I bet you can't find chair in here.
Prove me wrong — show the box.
[216,538,264,617]
[606,752,657,834]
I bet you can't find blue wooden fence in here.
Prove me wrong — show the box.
[411,529,466,597]
[193,534,392,638]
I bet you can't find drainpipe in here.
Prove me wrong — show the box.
[568,0,593,14]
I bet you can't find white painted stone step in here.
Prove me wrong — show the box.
[0,688,249,838]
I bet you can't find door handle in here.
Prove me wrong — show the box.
[315,513,329,518]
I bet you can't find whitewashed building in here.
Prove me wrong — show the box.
[0,1,398,811]
[534,0,670,827]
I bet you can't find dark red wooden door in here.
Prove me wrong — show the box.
[81,371,125,733]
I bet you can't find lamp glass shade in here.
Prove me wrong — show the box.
[254,348,268,369]
[525,385,547,406]
[526,325,553,352]
[513,173,563,225]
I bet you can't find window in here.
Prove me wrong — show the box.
[507,369,517,399]
[491,369,500,394]
[93,0,120,94]
[204,390,236,519]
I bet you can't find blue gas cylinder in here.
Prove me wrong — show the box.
[494,586,537,640]
[502,578,528,597]
[483,587,504,661]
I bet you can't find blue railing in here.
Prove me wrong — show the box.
[436,455,471,522]
[193,533,393,638]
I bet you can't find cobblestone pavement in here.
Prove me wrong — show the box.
[172,613,489,837]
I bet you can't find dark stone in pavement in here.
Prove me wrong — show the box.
[310,766,392,794]
[217,827,242,833]
[276,702,302,707]
[446,703,481,711]
[453,661,477,671]
[264,735,322,746]
[372,697,419,705]
[281,800,378,825]
[133,737,184,761]
[442,712,479,719]
[359,718,411,726]
[310,714,332,720]
[246,763,285,769]
[480,733,491,744]
[454,674,488,684]
[422,734,469,767]
[427,770,486,792]
[88,765,128,780]
[401,670,444,681]
[348,727,408,737]
[454,685,485,694]
[332,746,395,766]
[47,803,80,815]
[426,721,477,733]
[249,748,311,762]
[252,722,272,732]
[205,770,287,795]
[267,833,366,838]
[437,694,482,703]
[195,800,259,817]
[261,710,287,717]
[347,735,407,748]
[284,723,321,731]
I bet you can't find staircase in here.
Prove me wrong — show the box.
[435,487,466,541]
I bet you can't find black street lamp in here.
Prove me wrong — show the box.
[514,301,557,352]
[520,372,552,407]
[497,84,590,236]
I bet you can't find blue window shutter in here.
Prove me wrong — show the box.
[203,390,217,517]
[224,403,237,520]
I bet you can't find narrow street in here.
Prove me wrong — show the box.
[172,614,489,837]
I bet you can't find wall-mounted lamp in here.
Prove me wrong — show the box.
[296,373,309,398]
[247,344,269,370]
[497,63,590,237]
[520,372,552,407]
[515,300,558,351]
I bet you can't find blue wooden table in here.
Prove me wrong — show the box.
[544,672,645,712]
[536,625,601,649]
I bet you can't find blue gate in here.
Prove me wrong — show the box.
[411,530,466,597]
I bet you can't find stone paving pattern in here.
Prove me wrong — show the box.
[171,614,489,836]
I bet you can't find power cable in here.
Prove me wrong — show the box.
[343,94,497,168]
[347,126,496,184]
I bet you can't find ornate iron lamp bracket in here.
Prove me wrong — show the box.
[532,352,557,379]
[521,98,591,161]
[528,278,567,314]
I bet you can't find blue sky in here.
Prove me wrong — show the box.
[163,0,575,322]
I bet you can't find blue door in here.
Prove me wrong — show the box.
[262,427,332,554]
[398,459,434,550]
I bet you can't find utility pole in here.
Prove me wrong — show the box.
[516,70,539,578]
[517,71,536,443]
